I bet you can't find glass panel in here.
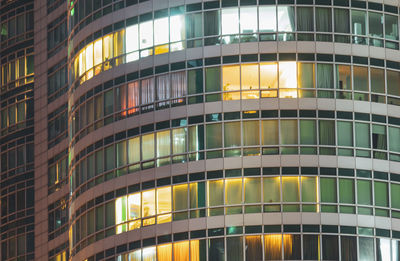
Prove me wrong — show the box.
[173,184,188,211]
[341,236,357,261]
[317,64,334,89]
[359,237,374,261]
[206,123,222,149]
[282,177,300,202]
[353,66,368,92]
[157,130,171,158]
[142,247,156,261]
[316,8,332,32]
[298,63,315,89]
[139,20,153,49]
[226,237,243,261]
[263,177,280,203]
[204,10,220,36]
[246,236,262,260]
[128,193,141,220]
[392,240,400,261]
[389,127,400,152]
[225,178,242,205]
[352,10,367,35]
[154,17,169,46]
[300,120,316,145]
[223,65,240,100]
[322,235,339,260]
[337,121,353,146]
[208,180,224,206]
[142,134,155,160]
[240,7,257,33]
[339,179,354,204]
[370,68,385,94]
[141,78,155,105]
[355,123,370,148]
[260,62,278,90]
[319,120,335,145]
[284,235,301,260]
[208,238,224,261]
[244,178,261,203]
[190,182,205,208]
[142,189,156,217]
[241,64,259,90]
[391,184,400,209]
[116,196,127,225]
[334,9,350,33]
[170,14,185,51]
[221,8,239,35]
[116,141,127,167]
[372,124,386,150]
[157,187,171,214]
[387,70,400,96]
[243,121,259,146]
[357,180,372,205]
[262,120,279,145]
[303,235,319,260]
[186,13,202,39]
[301,177,317,202]
[259,6,276,32]
[264,235,283,260]
[126,24,139,62]
[173,241,189,261]
[128,137,140,164]
[281,119,298,145]
[374,181,388,207]
[279,62,297,98]
[128,250,141,261]
[205,67,221,93]
[172,128,186,155]
[224,122,241,147]
[277,6,295,32]
[376,238,391,261]
[336,65,352,90]
[157,244,172,261]
[297,7,313,31]
[385,14,399,40]
[369,12,383,38]
[320,178,337,203]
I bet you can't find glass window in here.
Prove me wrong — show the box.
[186,13,202,39]
[208,180,224,206]
[128,137,140,164]
[190,182,205,208]
[172,128,186,154]
[264,235,283,260]
[103,33,113,62]
[279,62,297,98]
[391,184,400,209]
[240,7,257,33]
[352,10,367,35]
[262,120,279,145]
[336,65,352,90]
[339,179,354,204]
[126,24,139,62]
[104,145,114,171]
[208,238,224,261]
[387,70,400,96]
[282,177,300,202]
[369,12,383,38]
[226,237,243,261]
[322,235,339,260]
[204,10,220,36]
[139,20,153,49]
[188,69,203,95]
[188,125,204,152]
[224,122,241,147]
[205,67,221,93]
[241,64,259,90]
[243,120,259,146]
[244,178,261,203]
[281,120,297,145]
[142,133,155,160]
[341,236,357,261]
[156,74,170,102]
[154,17,169,46]
[320,178,337,203]
[94,38,103,68]
[225,179,242,205]
[300,120,317,145]
[246,236,263,260]
[116,141,127,167]
[221,8,239,35]
[128,193,141,220]
[372,124,387,150]
[355,123,370,148]
[114,29,125,59]
[127,81,140,114]
[157,244,172,261]
[357,180,372,205]
[353,66,368,92]
[359,237,374,261]
[173,184,188,211]
[334,9,350,33]
[298,63,314,89]
[316,8,332,32]
[104,89,114,115]
[301,177,317,202]
[170,14,185,46]
[171,71,187,99]
[206,123,222,149]
[278,6,295,32]
[317,64,333,89]
[157,187,171,214]
[142,247,156,261]
[385,14,399,40]
[223,65,240,100]
[173,241,189,261]
[116,196,127,225]
[157,130,171,158]
[142,190,156,217]
[375,181,388,207]
[259,6,276,32]
[389,127,400,153]
[141,78,155,105]
[297,7,313,31]
[337,121,353,146]
[284,235,301,260]
[260,62,278,90]
[319,120,335,145]
[376,238,391,261]
[105,201,115,227]
[370,68,384,94]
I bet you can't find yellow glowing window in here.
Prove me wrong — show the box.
[78,50,85,77]
[241,64,259,90]
[93,39,102,66]
[142,133,155,160]
[225,178,242,205]
[223,65,240,91]
[244,178,261,203]
[103,33,114,62]
[128,137,140,164]
[173,184,188,211]
[173,241,189,261]
[142,189,156,217]
[190,240,201,261]
[208,180,224,206]
[157,130,171,158]
[260,62,278,96]
[264,234,293,260]
[157,244,172,261]
[157,186,171,214]
[128,193,141,220]
[128,220,141,230]
[279,62,298,98]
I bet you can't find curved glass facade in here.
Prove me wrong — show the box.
[66,0,400,261]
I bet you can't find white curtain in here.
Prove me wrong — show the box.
[171,71,187,102]
[141,78,155,105]
[127,81,140,114]
[156,74,170,106]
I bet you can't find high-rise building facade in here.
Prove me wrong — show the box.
[3,0,400,260]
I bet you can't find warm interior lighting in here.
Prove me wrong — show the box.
[157,244,172,261]
[190,240,200,261]
[279,62,298,98]
[264,234,293,259]
[173,241,189,261]
[142,247,156,261]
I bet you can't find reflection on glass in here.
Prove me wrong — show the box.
[259,6,276,32]
[279,62,297,98]
[128,193,141,220]
[240,7,257,33]
[277,6,295,32]
[376,238,391,261]
[385,15,399,40]
[352,10,367,36]
[140,20,153,49]
[369,12,383,38]
[142,190,156,217]
[222,8,239,36]
[126,25,139,62]
[208,180,224,207]
[282,177,300,202]
[142,246,156,261]
[334,9,350,33]
[226,237,243,261]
